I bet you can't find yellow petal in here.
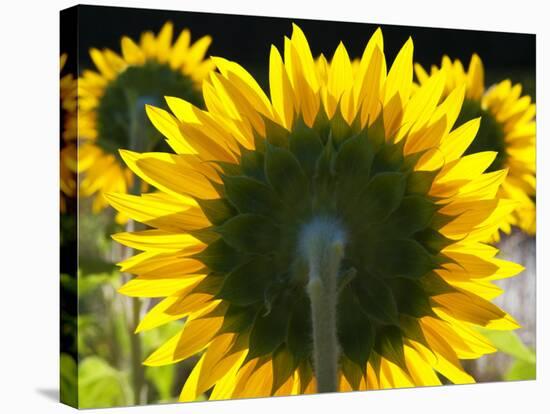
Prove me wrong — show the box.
[112,229,204,252]
[119,273,206,298]
[269,45,295,129]
[326,42,353,118]
[213,56,273,118]
[120,150,220,200]
[399,69,446,140]
[136,293,218,333]
[169,29,191,69]
[143,312,224,366]
[467,53,484,100]
[439,117,481,162]
[384,37,414,106]
[155,21,173,63]
[145,105,195,154]
[106,192,210,231]
[359,46,386,127]
[120,36,145,65]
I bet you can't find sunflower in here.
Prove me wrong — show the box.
[107,25,523,400]
[77,22,215,222]
[415,55,536,240]
[60,53,77,213]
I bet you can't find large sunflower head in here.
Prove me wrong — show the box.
[415,55,536,240]
[77,22,215,222]
[60,53,77,213]
[108,24,523,400]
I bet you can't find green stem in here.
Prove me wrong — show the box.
[125,95,148,404]
[300,217,346,393]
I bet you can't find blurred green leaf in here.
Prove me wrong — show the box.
[146,365,175,402]
[60,273,77,294]
[141,321,183,401]
[60,353,77,407]
[505,358,536,381]
[478,328,536,381]
[140,320,183,354]
[78,272,112,297]
[480,329,536,364]
[78,356,131,408]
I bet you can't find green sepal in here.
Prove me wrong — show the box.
[286,291,312,362]
[216,213,280,254]
[196,198,236,226]
[375,325,407,371]
[354,275,400,326]
[193,238,243,273]
[262,115,291,148]
[312,135,337,211]
[216,256,275,306]
[297,361,314,394]
[370,138,405,175]
[382,195,437,237]
[329,106,353,145]
[388,278,435,318]
[414,228,455,254]
[356,172,406,225]
[239,148,266,182]
[341,356,364,388]
[222,175,283,218]
[406,170,439,195]
[370,239,435,279]
[265,143,309,204]
[420,272,457,296]
[215,161,242,177]
[365,113,386,150]
[189,273,224,295]
[334,129,374,203]
[288,120,324,178]
[399,315,433,352]
[430,212,456,229]
[247,297,291,360]
[311,107,330,141]
[271,344,298,394]
[222,334,250,361]
[217,304,257,335]
[186,228,220,245]
[337,285,374,367]
[401,148,430,172]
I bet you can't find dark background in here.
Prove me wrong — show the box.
[73,4,536,97]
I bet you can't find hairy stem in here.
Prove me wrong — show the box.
[300,217,346,393]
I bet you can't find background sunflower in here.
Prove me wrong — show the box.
[60,53,77,213]
[77,21,215,223]
[415,55,536,240]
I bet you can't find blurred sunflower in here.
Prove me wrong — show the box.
[415,55,536,240]
[60,53,77,213]
[108,25,523,400]
[77,22,215,222]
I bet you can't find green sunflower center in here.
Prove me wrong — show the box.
[97,61,201,154]
[458,99,507,172]
[193,110,455,382]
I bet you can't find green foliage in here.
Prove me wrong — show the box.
[145,365,176,402]
[77,271,113,297]
[141,322,183,401]
[78,356,131,408]
[60,353,78,407]
[480,328,536,381]
[505,359,536,381]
